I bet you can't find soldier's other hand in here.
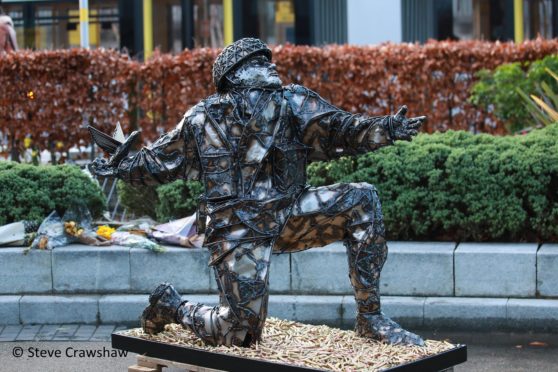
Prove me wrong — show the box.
[390,105,426,141]
[88,157,118,177]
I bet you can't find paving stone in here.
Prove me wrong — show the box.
[72,325,97,341]
[455,243,537,297]
[424,297,508,330]
[90,325,116,341]
[15,324,42,341]
[99,295,148,325]
[130,248,212,293]
[291,242,352,295]
[34,324,62,341]
[52,324,79,341]
[381,242,455,296]
[0,296,21,325]
[0,248,52,294]
[0,325,22,341]
[537,244,558,297]
[507,299,558,332]
[53,245,130,293]
[268,295,344,327]
[20,296,98,324]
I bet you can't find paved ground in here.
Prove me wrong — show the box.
[422,330,558,372]
[1,325,557,371]
[0,324,127,342]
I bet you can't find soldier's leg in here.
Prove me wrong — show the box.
[142,239,273,347]
[275,183,423,346]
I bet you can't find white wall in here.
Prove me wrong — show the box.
[347,0,402,45]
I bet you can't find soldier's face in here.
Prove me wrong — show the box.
[229,56,282,89]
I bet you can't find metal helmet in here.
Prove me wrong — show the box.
[212,38,272,92]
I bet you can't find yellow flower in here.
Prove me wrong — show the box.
[97,225,116,240]
[64,221,83,237]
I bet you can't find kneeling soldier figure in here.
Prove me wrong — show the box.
[90,38,426,347]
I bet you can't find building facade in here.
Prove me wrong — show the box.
[0,0,346,57]
[0,0,556,58]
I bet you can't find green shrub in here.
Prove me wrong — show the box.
[118,180,203,222]
[155,180,204,222]
[120,126,558,241]
[117,181,159,219]
[0,163,106,225]
[470,55,558,132]
[307,126,558,242]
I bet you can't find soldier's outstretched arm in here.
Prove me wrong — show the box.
[89,115,201,186]
[285,85,425,161]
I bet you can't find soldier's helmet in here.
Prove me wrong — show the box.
[212,38,272,92]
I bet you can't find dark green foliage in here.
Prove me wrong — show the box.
[307,156,356,187]
[120,127,558,241]
[308,126,558,242]
[470,55,558,132]
[118,180,203,222]
[117,181,159,219]
[155,180,204,222]
[0,163,106,225]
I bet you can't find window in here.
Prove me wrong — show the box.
[524,0,553,39]
[1,1,119,50]
[193,0,224,48]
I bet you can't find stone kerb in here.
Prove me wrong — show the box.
[290,242,353,294]
[424,297,508,330]
[454,243,538,297]
[20,296,98,324]
[381,242,455,296]
[537,244,558,297]
[507,298,558,331]
[2,242,558,330]
[0,248,52,294]
[291,241,455,296]
[52,245,130,293]
[0,296,20,324]
[0,242,549,298]
[130,247,212,293]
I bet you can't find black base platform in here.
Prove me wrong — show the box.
[112,332,467,372]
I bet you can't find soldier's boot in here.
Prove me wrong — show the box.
[141,282,186,335]
[355,312,424,346]
[346,240,424,346]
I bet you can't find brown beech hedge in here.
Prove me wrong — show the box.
[0,49,135,149]
[2,39,558,149]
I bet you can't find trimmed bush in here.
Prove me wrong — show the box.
[117,181,159,220]
[0,49,134,151]
[3,39,558,150]
[119,126,558,241]
[118,179,203,222]
[309,125,558,242]
[0,162,106,225]
[155,180,204,221]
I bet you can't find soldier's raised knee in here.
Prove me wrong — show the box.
[349,182,378,197]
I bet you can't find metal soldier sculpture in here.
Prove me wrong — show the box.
[90,38,426,347]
